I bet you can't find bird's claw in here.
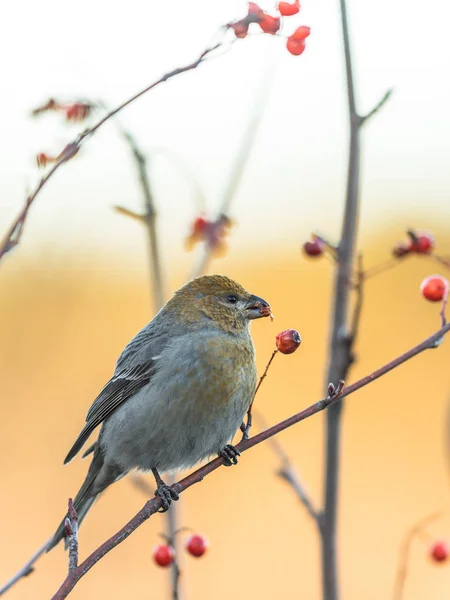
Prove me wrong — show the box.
[219,444,240,466]
[155,483,179,513]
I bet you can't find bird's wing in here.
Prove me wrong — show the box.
[64,360,157,464]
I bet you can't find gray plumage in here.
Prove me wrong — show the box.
[48,275,270,550]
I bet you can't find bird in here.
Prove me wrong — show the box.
[48,274,271,550]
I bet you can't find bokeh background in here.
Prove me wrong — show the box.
[1,0,450,598]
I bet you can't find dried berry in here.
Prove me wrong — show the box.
[276,329,302,354]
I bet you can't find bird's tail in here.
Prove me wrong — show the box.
[47,445,122,552]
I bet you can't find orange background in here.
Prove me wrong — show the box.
[1,225,450,600]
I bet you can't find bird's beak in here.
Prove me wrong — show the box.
[245,294,272,320]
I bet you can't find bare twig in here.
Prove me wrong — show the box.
[191,57,274,277]
[350,254,364,345]
[321,1,392,598]
[0,538,52,596]
[117,129,183,598]
[392,512,441,600]
[49,321,450,599]
[119,130,165,312]
[361,88,393,125]
[241,349,278,440]
[0,42,222,264]
[433,255,450,269]
[64,500,79,573]
[363,256,409,280]
[254,412,320,523]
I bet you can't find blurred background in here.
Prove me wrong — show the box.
[1,0,450,598]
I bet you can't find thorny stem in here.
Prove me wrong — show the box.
[48,321,450,599]
[392,513,441,600]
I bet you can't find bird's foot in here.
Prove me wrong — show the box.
[219,444,240,466]
[155,483,179,513]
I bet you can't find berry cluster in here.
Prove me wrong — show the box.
[185,214,233,257]
[229,2,311,56]
[153,534,208,568]
[31,98,94,123]
[302,229,449,304]
[393,230,434,257]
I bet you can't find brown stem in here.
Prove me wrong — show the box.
[119,130,183,599]
[0,42,221,265]
[191,62,272,277]
[0,539,52,596]
[65,499,79,573]
[242,349,278,440]
[392,513,441,600]
[254,411,320,523]
[120,130,165,312]
[49,321,450,599]
[321,1,392,597]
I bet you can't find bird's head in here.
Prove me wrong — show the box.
[167,275,271,333]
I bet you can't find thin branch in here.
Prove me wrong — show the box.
[117,128,184,598]
[363,256,410,280]
[350,254,364,345]
[392,512,441,600]
[322,1,362,596]
[241,349,278,440]
[119,130,165,312]
[254,412,321,524]
[191,58,273,277]
[64,499,79,573]
[361,88,393,125]
[0,42,222,264]
[0,539,52,596]
[433,254,450,269]
[49,321,450,599]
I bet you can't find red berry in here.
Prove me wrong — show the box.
[36,153,49,168]
[291,25,311,41]
[153,544,175,567]
[430,541,449,563]
[258,14,281,34]
[409,232,435,254]
[65,103,91,122]
[278,0,300,16]
[303,236,325,257]
[231,21,249,38]
[248,2,264,18]
[420,275,449,302]
[186,535,208,558]
[193,215,209,236]
[276,329,302,354]
[287,37,306,56]
[392,241,411,258]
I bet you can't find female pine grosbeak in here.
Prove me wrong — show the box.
[49,275,271,549]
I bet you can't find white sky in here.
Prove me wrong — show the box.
[1,0,449,269]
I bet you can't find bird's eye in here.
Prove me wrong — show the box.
[227,295,238,304]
